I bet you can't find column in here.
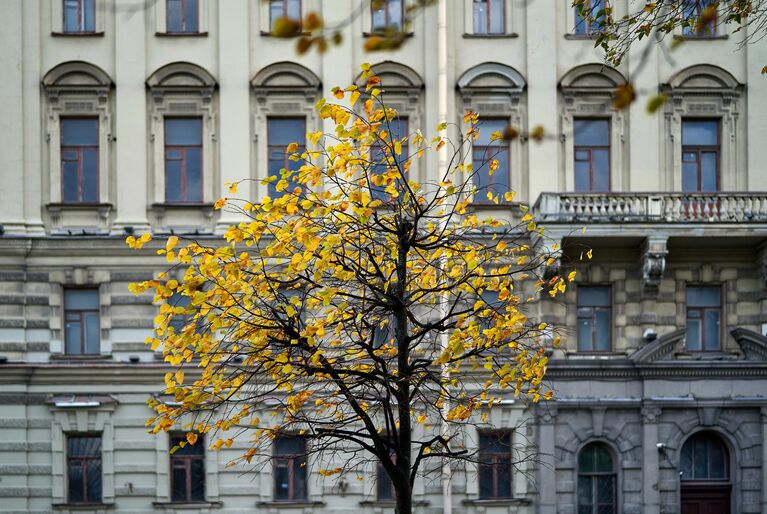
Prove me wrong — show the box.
[641,406,662,514]
[536,405,558,514]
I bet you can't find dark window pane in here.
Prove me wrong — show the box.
[62,119,98,146]
[86,459,102,502]
[700,152,718,192]
[68,461,84,502]
[489,0,504,33]
[190,459,206,501]
[578,287,610,306]
[292,455,307,499]
[574,119,609,146]
[709,440,725,479]
[171,465,187,501]
[496,460,512,498]
[680,440,693,479]
[65,320,82,354]
[592,148,610,192]
[574,159,591,192]
[286,0,301,20]
[65,289,99,310]
[165,118,202,145]
[68,436,101,458]
[682,159,699,192]
[687,287,721,307]
[597,476,613,502]
[594,445,612,472]
[165,159,183,203]
[81,148,99,202]
[167,0,182,32]
[476,119,506,146]
[594,310,611,351]
[694,438,709,477]
[274,461,290,499]
[578,318,593,351]
[682,120,718,146]
[170,435,205,456]
[185,148,203,202]
[64,0,80,32]
[84,311,100,354]
[473,0,487,34]
[268,118,305,146]
[686,317,702,351]
[185,0,199,32]
[703,309,720,350]
[275,435,305,455]
[377,463,394,500]
[83,0,95,31]
[62,160,80,203]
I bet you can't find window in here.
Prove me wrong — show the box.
[373,317,395,348]
[682,0,716,36]
[574,119,610,192]
[686,286,721,351]
[167,0,199,33]
[376,449,396,501]
[473,0,504,34]
[64,289,100,355]
[577,443,616,514]
[67,435,102,504]
[270,0,301,31]
[165,117,203,203]
[473,119,510,203]
[274,435,307,501]
[61,118,99,204]
[682,120,719,192]
[63,0,95,33]
[680,432,728,481]
[369,117,409,202]
[169,434,205,502]
[371,0,403,32]
[478,431,512,499]
[577,286,611,352]
[574,0,605,35]
[267,118,306,198]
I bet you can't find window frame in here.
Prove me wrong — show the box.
[680,432,730,482]
[62,0,96,34]
[477,430,513,499]
[577,442,617,514]
[472,0,505,35]
[273,434,308,502]
[681,0,717,36]
[573,0,605,35]
[368,116,409,204]
[164,116,204,204]
[66,433,103,505]
[166,0,200,34]
[376,446,397,501]
[169,433,206,503]
[685,285,723,352]
[576,285,612,353]
[471,118,511,205]
[371,0,404,33]
[63,288,101,356]
[266,116,307,199]
[573,118,611,193]
[681,118,720,193]
[60,117,100,205]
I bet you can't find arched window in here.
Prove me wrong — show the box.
[680,432,729,481]
[577,442,616,514]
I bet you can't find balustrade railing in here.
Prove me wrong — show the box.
[534,192,767,223]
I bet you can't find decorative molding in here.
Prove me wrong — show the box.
[640,236,668,297]
[730,328,767,361]
[251,62,322,103]
[629,328,685,363]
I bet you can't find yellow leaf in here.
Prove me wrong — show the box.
[586,249,593,260]
[186,432,198,446]
[350,90,361,106]
[228,182,238,194]
[567,271,577,282]
[166,236,179,252]
[175,370,184,384]
[286,142,299,153]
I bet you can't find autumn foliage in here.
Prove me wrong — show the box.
[128,64,570,514]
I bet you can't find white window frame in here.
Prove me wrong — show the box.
[49,274,112,358]
[50,0,106,35]
[463,0,513,36]
[155,0,209,35]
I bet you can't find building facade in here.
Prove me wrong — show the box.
[1,1,767,513]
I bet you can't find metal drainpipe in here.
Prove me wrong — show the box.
[437,1,451,514]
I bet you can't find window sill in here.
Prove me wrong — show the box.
[673,34,728,41]
[566,352,627,358]
[259,30,312,37]
[151,202,214,209]
[155,32,209,38]
[462,33,519,39]
[47,203,113,210]
[462,498,532,506]
[362,32,414,38]
[675,351,738,360]
[152,501,223,509]
[564,33,600,40]
[49,354,113,361]
[52,503,114,510]
[359,500,430,507]
[256,501,325,508]
[51,32,105,37]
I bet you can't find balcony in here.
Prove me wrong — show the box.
[534,192,767,224]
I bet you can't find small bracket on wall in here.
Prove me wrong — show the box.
[641,236,668,297]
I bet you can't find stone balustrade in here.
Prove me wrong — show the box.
[534,192,767,223]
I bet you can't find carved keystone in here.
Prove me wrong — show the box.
[641,236,668,297]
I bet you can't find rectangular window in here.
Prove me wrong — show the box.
[478,431,512,499]
[686,286,721,351]
[165,117,203,203]
[682,119,719,192]
[169,434,205,502]
[473,0,504,34]
[274,435,307,501]
[67,435,102,504]
[267,117,306,198]
[682,0,716,36]
[270,0,302,31]
[473,118,510,203]
[64,289,100,355]
[574,119,610,192]
[61,118,99,204]
[371,0,403,32]
[577,286,611,352]
[63,0,96,33]
[376,461,395,501]
[167,0,199,33]
[369,117,408,202]
[574,0,605,35]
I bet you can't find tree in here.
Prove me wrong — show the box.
[127,65,570,514]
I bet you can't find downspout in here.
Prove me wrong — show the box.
[437,1,451,514]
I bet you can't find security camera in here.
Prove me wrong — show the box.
[643,328,658,342]
[656,443,667,450]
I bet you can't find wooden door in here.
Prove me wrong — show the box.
[681,483,731,514]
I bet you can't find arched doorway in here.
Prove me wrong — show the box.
[680,432,731,514]
[577,442,617,514]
